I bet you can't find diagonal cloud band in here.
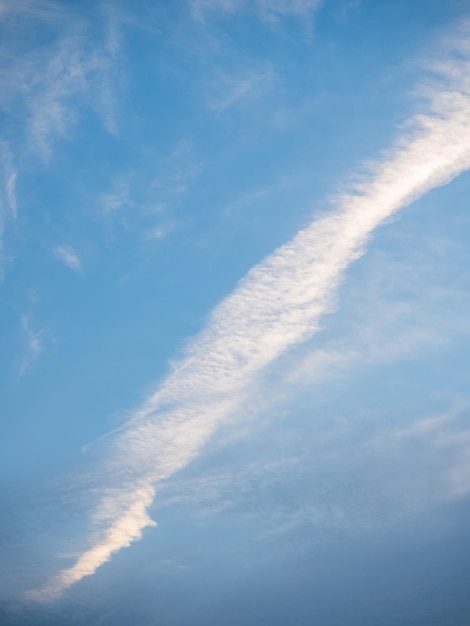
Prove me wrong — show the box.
[28,26,470,601]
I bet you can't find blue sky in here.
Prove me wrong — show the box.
[1,0,470,623]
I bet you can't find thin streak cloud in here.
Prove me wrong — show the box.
[190,0,323,22]
[19,314,44,376]
[207,67,276,112]
[0,3,120,160]
[0,141,17,274]
[0,2,120,278]
[0,0,62,24]
[28,27,470,601]
[54,245,80,271]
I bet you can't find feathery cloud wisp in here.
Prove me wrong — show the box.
[0,0,62,24]
[207,66,276,112]
[29,27,470,601]
[19,314,44,376]
[0,2,121,159]
[0,141,17,276]
[190,0,323,22]
[0,2,121,276]
[54,245,80,271]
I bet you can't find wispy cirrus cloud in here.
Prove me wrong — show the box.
[0,0,62,24]
[21,26,119,159]
[153,401,470,543]
[19,314,44,376]
[152,228,470,536]
[0,2,121,157]
[190,0,323,23]
[206,66,276,112]
[364,405,470,507]
[54,245,80,271]
[0,141,17,276]
[282,249,470,393]
[99,139,201,239]
[0,2,123,275]
[27,23,470,602]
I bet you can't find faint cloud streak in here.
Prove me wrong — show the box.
[190,0,323,23]
[0,1,122,274]
[0,141,17,276]
[207,66,276,112]
[19,314,44,376]
[54,245,80,271]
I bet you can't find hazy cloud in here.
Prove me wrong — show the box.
[19,314,44,376]
[190,0,323,22]
[0,0,62,24]
[0,141,17,275]
[0,2,121,159]
[206,66,276,112]
[0,2,122,278]
[54,245,80,271]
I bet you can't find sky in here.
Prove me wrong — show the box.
[1,0,470,624]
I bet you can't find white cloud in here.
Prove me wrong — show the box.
[19,314,44,376]
[0,2,121,276]
[54,245,80,271]
[190,0,323,22]
[207,66,276,112]
[0,141,17,276]
[257,0,323,20]
[365,405,470,507]
[0,0,62,24]
[26,484,156,602]
[157,404,470,543]
[101,178,131,214]
[145,223,173,240]
[281,247,470,392]
[24,32,119,159]
[99,141,201,238]
[6,170,17,217]
[28,24,470,601]
[0,3,121,160]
